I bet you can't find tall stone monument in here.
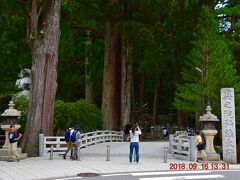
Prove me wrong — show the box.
[221,88,237,164]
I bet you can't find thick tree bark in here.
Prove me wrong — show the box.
[85,32,93,103]
[121,37,132,128]
[152,75,160,126]
[139,74,145,113]
[22,0,61,156]
[177,110,187,128]
[102,21,122,130]
[85,55,93,103]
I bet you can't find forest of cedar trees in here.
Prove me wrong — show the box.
[0,0,240,155]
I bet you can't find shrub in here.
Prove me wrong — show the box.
[54,100,69,133]
[14,95,29,133]
[54,99,103,133]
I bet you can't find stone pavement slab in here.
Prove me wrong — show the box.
[80,141,171,158]
[0,156,190,180]
[1,141,240,180]
[0,155,240,180]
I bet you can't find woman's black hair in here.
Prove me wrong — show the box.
[195,130,200,135]
[131,125,136,134]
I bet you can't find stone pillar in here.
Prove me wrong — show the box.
[199,106,220,161]
[169,134,174,154]
[202,129,220,161]
[190,135,196,162]
[221,88,237,164]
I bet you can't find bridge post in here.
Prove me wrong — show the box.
[77,143,81,161]
[169,134,174,154]
[106,145,110,161]
[190,134,196,162]
[164,146,168,163]
[49,145,53,160]
[39,129,44,157]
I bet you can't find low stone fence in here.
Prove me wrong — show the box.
[39,130,123,157]
[169,131,196,161]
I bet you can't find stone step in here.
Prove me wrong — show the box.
[0,153,27,161]
[0,148,24,156]
[0,147,27,161]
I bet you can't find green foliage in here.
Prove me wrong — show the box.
[174,83,201,112]
[57,35,104,103]
[54,99,103,133]
[14,96,29,134]
[57,1,105,104]
[2,0,240,134]
[0,95,12,116]
[174,6,240,120]
[54,100,68,131]
[0,1,31,97]
[216,1,240,71]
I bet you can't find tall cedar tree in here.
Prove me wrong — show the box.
[22,0,61,156]
[217,1,240,71]
[174,6,240,120]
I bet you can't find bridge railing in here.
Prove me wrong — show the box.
[169,131,196,161]
[40,130,123,156]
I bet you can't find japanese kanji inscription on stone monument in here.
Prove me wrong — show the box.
[221,88,237,164]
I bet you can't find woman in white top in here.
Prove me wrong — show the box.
[129,124,141,163]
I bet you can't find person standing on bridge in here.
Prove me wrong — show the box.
[129,123,141,164]
[63,126,74,159]
[71,124,81,160]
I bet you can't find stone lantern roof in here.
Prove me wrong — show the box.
[1,100,21,117]
[199,105,219,122]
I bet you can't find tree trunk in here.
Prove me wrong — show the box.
[139,74,145,113]
[195,111,200,130]
[152,75,160,126]
[102,21,122,130]
[85,74,93,103]
[121,37,132,128]
[131,69,135,112]
[177,110,187,128]
[85,31,93,103]
[22,0,61,156]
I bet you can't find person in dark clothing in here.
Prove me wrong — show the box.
[124,121,132,141]
[63,126,74,159]
[162,127,168,140]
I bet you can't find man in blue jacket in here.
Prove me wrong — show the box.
[63,126,74,159]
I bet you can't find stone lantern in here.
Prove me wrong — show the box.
[1,100,21,123]
[199,106,220,161]
[0,100,27,161]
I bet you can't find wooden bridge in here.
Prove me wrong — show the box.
[40,130,123,156]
